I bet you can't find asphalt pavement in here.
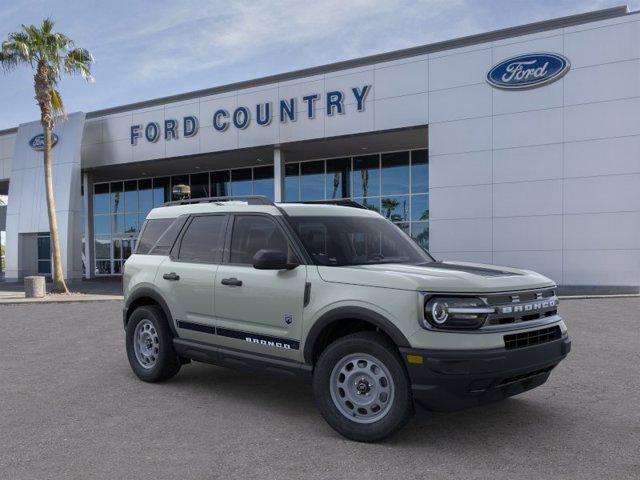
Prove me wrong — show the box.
[0,298,638,479]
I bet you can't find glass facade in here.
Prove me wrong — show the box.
[37,232,51,275]
[90,149,428,275]
[284,149,429,249]
[92,165,274,275]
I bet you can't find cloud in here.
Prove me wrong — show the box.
[92,0,475,82]
[2,0,640,130]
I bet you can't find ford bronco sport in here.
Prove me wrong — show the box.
[123,196,570,442]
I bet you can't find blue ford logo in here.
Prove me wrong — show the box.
[487,53,570,90]
[29,133,59,151]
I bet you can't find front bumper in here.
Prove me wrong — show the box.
[400,334,571,412]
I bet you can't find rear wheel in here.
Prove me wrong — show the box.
[125,305,181,382]
[313,331,414,442]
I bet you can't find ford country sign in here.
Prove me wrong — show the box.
[29,133,59,151]
[487,53,570,90]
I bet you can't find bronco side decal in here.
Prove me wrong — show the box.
[176,320,299,350]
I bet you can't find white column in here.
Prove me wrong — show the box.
[273,147,286,202]
[82,172,93,279]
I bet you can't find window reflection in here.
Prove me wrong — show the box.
[326,158,350,199]
[411,150,429,193]
[94,236,110,259]
[190,172,209,198]
[94,215,110,235]
[90,148,429,275]
[138,179,153,216]
[211,171,230,197]
[411,194,429,221]
[284,149,429,254]
[124,180,138,213]
[300,161,324,201]
[153,177,170,207]
[110,182,123,215]
[381,196,409,222]
[353,155,380,198]
[381,152,409,195]
[94,183,109,214]
[231,168,252,196]
[253,166,274,198]
[285,164,299,202]
[411,222,429,250]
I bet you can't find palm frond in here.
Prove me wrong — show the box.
[41,17,55,35]
[50,87,64,115]
[1,18,95,119]
[64,47,94,82]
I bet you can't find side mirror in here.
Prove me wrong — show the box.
[252,249,298,270]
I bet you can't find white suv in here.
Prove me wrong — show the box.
[122,196,570,442]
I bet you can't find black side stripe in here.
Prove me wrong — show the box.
[176,320,299,350]
[176,320,216,335]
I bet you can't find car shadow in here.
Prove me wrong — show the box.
[156,361,570,446]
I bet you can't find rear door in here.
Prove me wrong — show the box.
[156,214,229,343]
[214,214,307,361]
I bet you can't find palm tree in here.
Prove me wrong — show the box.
[0,18,93,293]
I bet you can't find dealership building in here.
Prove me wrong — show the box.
[0,5,639,293]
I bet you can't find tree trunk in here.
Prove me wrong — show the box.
[43,124,69,294]
[35,63,68,294]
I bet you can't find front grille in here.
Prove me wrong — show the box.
[484,288,558,326]
[504,326,562,350]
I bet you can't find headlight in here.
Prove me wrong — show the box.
[422,296,494,330]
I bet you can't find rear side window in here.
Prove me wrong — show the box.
[178,215,228,263]
[136,218,174,254]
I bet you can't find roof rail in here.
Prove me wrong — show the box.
[163,195,275,207]
[291,199,367,209]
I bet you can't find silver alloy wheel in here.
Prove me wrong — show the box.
[329,353,395,424]
[133,319,160,369]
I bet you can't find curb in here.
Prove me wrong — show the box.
[0,295,123,305]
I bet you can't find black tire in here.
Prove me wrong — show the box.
[313,331,414,442]
[125,305,181,382]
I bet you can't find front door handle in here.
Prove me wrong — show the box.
[163,272,180,281]
[221,277,242,287]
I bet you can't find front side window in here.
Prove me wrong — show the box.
[288,216,433,266]
[178,215,227,263]
[230,215,293,264]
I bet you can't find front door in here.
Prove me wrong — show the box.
[214,214,307,361]
[156,214,229,343]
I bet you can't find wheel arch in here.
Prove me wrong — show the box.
[303,307,411,364]
[123,287,177,337]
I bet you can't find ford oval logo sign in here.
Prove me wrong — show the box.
[487,53,570,90]
[29,133,59,151]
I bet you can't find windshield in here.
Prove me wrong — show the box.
[288,216,434,266]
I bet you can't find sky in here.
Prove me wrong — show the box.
[0,0,639,130]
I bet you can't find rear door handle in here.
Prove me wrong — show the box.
[163,272,180,281]
[221,277,242,287]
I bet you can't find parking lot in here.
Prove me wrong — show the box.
[0,297,638,480]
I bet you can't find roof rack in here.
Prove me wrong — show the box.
[163,195,275,207]
[291,199,367,209]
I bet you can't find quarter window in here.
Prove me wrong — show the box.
[178,215,227,263]
[136,218,174,254]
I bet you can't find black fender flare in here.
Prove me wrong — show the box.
[123,286,177,337]
[303,306,411,363]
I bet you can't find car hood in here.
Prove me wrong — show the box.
[317,261,555,293]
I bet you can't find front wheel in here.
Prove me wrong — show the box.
[313,332,414,442]
[125,305,181,382]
